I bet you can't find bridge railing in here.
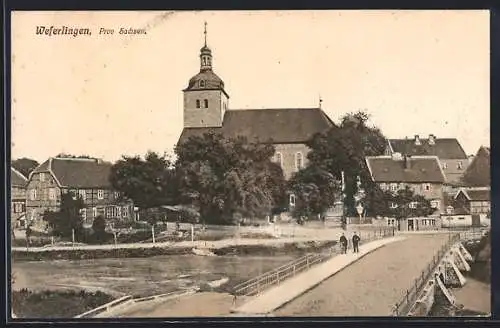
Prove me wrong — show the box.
[231,226,395,307]
[232,252,326,298]
[392,233,461,316]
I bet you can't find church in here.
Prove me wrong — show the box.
[178,25,336,180]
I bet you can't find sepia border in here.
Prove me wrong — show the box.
[2,1,498,327]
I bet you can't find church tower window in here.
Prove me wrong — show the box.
[196,100,201,108]
[200,80,205,88]
[204,99,209,108]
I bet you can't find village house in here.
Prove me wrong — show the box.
[25,157,134,229]
[11,167,28,229]
[384,135,469,188]
[365,153,446,231]
[440,188,490,228]
[177,26,335,183]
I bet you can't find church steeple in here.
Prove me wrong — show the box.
[200,22,212,71]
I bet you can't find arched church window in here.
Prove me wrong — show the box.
[204,99,209,108]
[196,100,201,108]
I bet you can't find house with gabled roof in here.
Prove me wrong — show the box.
[384,134,469,184]
[440,187,490,228]
[366,153,447,230]
[177,26,335,181]
[11,167,28,228]
[25,157,134,229]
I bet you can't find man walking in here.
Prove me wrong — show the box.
[339,233,348,254]
[352,232,361,253]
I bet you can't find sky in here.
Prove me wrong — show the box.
[11,10,490,163]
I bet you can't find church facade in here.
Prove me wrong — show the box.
[177,26,336,180]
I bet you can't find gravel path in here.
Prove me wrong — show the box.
[274,234,451,316]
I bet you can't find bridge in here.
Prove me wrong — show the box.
[85,229,486,318]
[232,230,483,317]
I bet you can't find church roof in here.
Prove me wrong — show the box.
[388,137,467,159]
[184,70,226,94]
[366,155,446,183]
[178,107,335,145]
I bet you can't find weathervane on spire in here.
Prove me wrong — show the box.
[204,21,208,46]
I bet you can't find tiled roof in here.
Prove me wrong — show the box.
[461,146,490,187]
[32,157,113,188]
[388,137,468,159]
[366,155,446,183]
[178,108,335,144]
[11,167,28,187]
[456,188,490,202]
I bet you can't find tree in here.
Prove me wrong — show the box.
[43,193,85,239]
[306,110,387,216]
[55,153,93,159]
[12,158,39,178]
[91,216,112,244]
[288,166,340,219]
[175,133,286,225]
[109,151,177,210]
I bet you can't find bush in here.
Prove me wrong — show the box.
[12,289,114,318]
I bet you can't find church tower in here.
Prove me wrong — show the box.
[183,22,229,128]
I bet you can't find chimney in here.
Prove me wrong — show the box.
[404,154,411,170]
[414,135,421,145]
[428,134,436,145]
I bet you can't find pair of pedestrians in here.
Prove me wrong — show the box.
[339,232,361,254]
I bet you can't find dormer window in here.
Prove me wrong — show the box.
[196,100,201,108]
[200,80,205,88]
[442,162,448,169]
[204,99,209,108]
[457,161,463,170]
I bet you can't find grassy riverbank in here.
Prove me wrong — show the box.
[12,289,114,318]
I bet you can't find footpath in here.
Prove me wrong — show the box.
[231,236,406,316]
[11,234,344,253]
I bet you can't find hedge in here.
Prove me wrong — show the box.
[213,240,337,256]
[12,246,193,262]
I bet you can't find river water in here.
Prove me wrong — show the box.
[12,254,296,298]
